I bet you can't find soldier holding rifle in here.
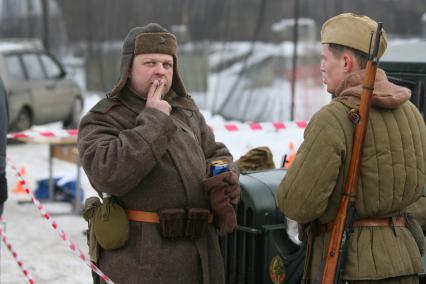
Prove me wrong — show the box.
[277,13,426,283]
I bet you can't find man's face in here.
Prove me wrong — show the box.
[129,53,174,97]
[320,44,347,95]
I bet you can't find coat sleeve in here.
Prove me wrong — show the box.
[78,107,177,196]
[276,109,346,223]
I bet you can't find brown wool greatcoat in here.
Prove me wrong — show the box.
[277,69,426,282]
[78,87,233,284]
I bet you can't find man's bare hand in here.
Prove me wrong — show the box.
[145,79,171,115]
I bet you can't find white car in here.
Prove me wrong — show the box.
[0,39,83,131]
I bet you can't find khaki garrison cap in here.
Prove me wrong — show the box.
[321,13,388,58]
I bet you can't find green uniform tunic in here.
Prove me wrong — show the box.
[277,69,426,282]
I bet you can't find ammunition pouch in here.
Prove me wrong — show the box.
[159,208,211,240]
[185,208,210,240]
[159,208,186,239]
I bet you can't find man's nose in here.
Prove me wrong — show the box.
[154,63,166,74]
[319,62,325,72]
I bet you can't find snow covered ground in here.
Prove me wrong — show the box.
[2,144,94,283]
[0,94,310,283]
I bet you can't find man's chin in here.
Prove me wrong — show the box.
[326,86,334,94]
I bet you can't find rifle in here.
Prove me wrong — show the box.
[320,22,384,284]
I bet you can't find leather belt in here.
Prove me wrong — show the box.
[319,216,406,235]
[126,209,214,224]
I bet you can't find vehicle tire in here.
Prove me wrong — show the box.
[63,97,83,129]
[13,107,32,131]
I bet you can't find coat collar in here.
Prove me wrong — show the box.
[334,68,411,109]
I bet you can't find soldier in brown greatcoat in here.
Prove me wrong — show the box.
[78,23,240,284]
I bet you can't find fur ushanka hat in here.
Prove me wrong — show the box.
[108,23,187,97]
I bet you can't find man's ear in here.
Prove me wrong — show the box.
[342,54,354,73]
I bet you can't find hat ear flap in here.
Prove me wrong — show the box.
[108,54,133,98]
[171,56,187,97]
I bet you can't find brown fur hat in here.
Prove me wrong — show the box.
[108,23,187,97]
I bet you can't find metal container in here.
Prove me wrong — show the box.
[209,160,229,176]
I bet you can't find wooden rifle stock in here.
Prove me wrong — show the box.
[321,23,383,284]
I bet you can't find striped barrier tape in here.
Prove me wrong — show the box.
[7,158,115,284]
[7,121,308,139]
[210,121,308,132]
[0,221,36,284]
[7,129,78,139]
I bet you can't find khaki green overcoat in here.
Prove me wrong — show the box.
[277,69,426,281]
[78,86,234,284]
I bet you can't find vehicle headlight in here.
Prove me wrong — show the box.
[285,217,302,245]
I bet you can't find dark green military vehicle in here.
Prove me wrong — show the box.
[221,168,304,284]
[221,40,426,284]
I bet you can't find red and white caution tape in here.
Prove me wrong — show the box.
[210,121,308,132]
[7,120,308,139]
[7,158,115,284]
[0,221,36,284]
[7,129,78,140]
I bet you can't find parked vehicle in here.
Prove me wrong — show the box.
[222,40,426,284]
[0,39,83,131]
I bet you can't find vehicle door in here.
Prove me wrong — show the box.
[3,53,32,126]
[39,53,73,118]
[20,52,62,124]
